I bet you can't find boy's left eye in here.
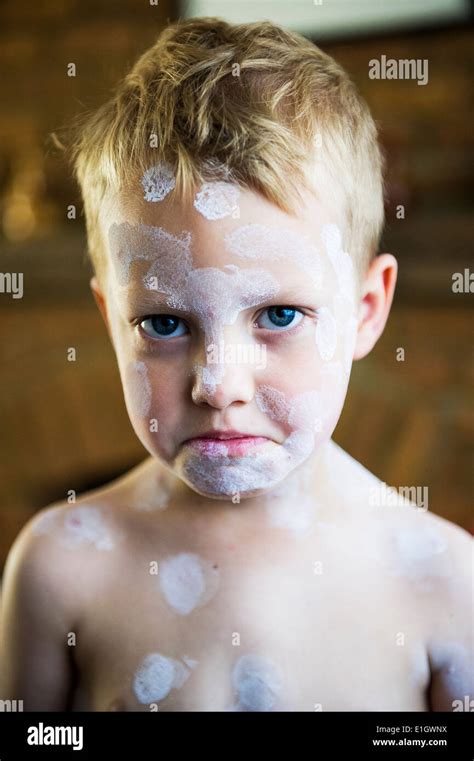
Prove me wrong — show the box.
[256,306,304,331]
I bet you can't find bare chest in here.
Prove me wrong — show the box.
[70,549,430,711]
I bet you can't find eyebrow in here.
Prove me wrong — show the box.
[119,282,319,315]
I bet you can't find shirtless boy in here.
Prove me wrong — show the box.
[0,17,472,712]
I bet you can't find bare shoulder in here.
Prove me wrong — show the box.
[2,500,107,624]
[379,507,473,710]
[2,464,143,604]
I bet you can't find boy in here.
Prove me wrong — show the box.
[0,17,472,712]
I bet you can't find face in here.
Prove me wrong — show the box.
[94,167,379,501]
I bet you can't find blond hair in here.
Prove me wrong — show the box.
[56,16,384,283]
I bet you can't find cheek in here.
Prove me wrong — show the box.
[121,359,183,453]
[123,360,152,419]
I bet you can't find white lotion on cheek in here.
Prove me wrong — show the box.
[231,654,284,711]
[315,306,337,362]
[32,505,118,551]
[124,361,152,418]
[141,162,176,202]
[158,552,220,615]
[194,181,240,220]
[181,359,346,498]
[133,652,192,704]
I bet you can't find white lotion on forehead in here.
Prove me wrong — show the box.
[194,181,240,220]
[146,242,280,391]
[141,162,176,202]
[133,652,191,704]
[232,654,284,711]
[124,361,152,418]
[321,223,355,304]
[315,306,337,362]
[109,220,280,388]
[143,231,280,328]
[225,223,322,289]
[32,505,117,551]
[159,552,220,615]
[108,222,192,287]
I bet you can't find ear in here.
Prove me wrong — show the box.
[90,276,113,341]
[353,253,398,360]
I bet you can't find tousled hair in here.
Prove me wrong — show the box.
[54,16,385,283]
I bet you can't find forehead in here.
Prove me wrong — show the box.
[102,181,340,274]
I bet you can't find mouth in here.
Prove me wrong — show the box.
[183,431,271,457]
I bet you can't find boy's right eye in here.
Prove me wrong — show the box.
[139,315,189,340]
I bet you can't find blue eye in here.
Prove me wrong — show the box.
[140,315,188,340]
[257,306,303,331]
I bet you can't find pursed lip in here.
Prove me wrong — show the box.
[182,430,272,457]
[184,429,263,442]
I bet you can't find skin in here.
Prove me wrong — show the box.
[0,182,471,711]
[93,183,397,514]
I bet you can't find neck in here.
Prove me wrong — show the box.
[139,438,341,539]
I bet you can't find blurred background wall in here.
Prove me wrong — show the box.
[0,0,472,570]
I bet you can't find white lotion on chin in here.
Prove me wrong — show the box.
[141,162,176,202]
[159,552,220,615]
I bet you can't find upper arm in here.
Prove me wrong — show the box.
[427,525,473,711]
[0,509,76,711]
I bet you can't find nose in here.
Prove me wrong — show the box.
[191,332,255,410]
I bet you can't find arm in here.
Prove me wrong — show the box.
[428,526,473,711]
[0,514,75,711]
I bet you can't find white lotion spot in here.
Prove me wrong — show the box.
[315,306,337,361]
[159,552,220,615]
[141,162,176,202]
[232,654,284,711]
[225,223,322,290]
[133,653,191,704]
[321,223,355,304]
[194,181,240,220]
[32,505,117,551]
[124,361,152,418]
